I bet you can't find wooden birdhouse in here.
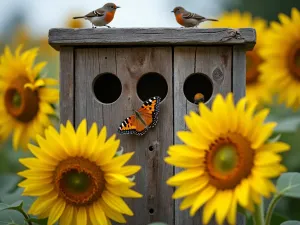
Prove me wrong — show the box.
[49,28,255,225]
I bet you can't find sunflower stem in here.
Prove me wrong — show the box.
[14,208,33,225]
[265,193,282,225]
[253,200,265,225]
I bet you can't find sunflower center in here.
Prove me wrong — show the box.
[246,50,263,84]
[212,145,238,175]
[54,157,105,206]
[288,44,300,80]
[4,76,39,123]
[206,133,254,189]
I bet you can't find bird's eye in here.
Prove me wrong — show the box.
[111,6,114,8]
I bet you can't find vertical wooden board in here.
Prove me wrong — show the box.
[59,47,74,124]
[195,46,232,107]
[74,49,88,127]
[232,46,246,103]
[77,47,174,224]
[174,47,201,225]
[174,46,233,225]
[115,47,174,225]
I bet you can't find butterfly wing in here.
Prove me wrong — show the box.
[118,114,148,135]
[137,96,161,129]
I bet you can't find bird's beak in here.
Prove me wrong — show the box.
[171,10,174,13]
[116,6,121,8]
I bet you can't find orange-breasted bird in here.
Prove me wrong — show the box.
[171,6,218,28]
[73,3,120,28]
[194,93,205,104]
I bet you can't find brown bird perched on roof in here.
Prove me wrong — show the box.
[73,3,120,28]
[171,6,218,28]
[194,93,205,105]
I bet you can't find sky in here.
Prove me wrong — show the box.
[0,0,223,37]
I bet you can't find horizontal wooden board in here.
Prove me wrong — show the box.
[49,28,256,51]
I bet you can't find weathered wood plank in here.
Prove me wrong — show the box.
[74,49,88,127]
[49,28,256,51]
[59,47,74,124]
[232,46,246,103]
[115,47,174,225]
[77,47,174,224]
[174,46,239,225]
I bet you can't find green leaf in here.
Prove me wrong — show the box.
[281,221,300,225]
[0,201,23,212]
[26,218,48,225]
[276,172,300,199]
[271,212,289,225]
[0,175,20,196]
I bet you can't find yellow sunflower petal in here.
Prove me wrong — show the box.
[59,205,74,225]
[251,122,277,149]
[258,142,290,153]
[97,138,120,165]
[105,173,131,185]
[179,192,198,210]
[202,192,219,224]
[101,152,135,172]
[255,151,282,166]
[235,179,250,208]
[99,199,126,223]
[190,185,216,216]
[43,78,58,86]
[47,198,66,225]
[177,131,207,150]
[77,207,87,225]
[227,193,237,225]
[164,156,203,168]
[102,190,133,216]
[167,168,204,186]
[119,166,141,177]
[215,190,233,225]
[172,176,209,199]
[23,183,53,196]
[28,192,58,215]
[106,185,142,198]
[19,158,54,170]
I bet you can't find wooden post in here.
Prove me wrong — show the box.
[50,28,255,225]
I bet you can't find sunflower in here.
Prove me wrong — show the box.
[207,11,273,105]
[260,8,300,109]
[18,119,142,225]
[0,45,59,150]
[165,93,289,225]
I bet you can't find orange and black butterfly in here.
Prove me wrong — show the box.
[118,96,161,136]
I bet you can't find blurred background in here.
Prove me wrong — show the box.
[0,0,300,224]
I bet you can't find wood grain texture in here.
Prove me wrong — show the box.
[174,46,239,225]
[74,47,174,225]
[232,46,246,103]
[59,47,74,124]
[49,28,256,51]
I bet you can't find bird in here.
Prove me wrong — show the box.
[194,93,205,104]
[171,6,218,28]
[72,3,120,28]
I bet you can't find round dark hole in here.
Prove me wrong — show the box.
[93,73,122,104]
[149,208,154,214]
[148,146,154,151]
[183,73,213,104]
[137,73,168,101]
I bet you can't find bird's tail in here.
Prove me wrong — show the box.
[205,18,218,22]
[73,16,85,19]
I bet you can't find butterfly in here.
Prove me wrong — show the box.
[118,96,161,135]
